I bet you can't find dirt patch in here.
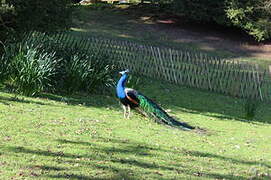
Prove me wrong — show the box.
[148,15,271,60]
[73,5,271,64]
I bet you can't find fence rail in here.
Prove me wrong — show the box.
[25,31,271,102]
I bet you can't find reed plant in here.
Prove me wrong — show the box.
[6,44,59,96]
[244,98,259,119]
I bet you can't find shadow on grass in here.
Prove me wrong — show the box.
[0,95,50,106]
[72,5,271,62]
[182,150,271,169]
[1,80,270,126]
[38,92,121,110]
[39,79,270,125]
[0,91,120,109]
[47,173,138,180]
[3,137,269,179]
[28,165,66,171]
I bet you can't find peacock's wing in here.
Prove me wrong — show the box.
[137,92,195,131]
[124,88,140,106]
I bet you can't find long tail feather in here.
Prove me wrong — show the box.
[137,93,195,130]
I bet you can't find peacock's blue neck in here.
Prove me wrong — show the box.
[116,74,128,99]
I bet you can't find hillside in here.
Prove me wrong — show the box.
[72,5,271,67]
[0,79,271,179]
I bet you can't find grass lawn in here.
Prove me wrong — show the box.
[71,5,271,68]
[0,79,271,179]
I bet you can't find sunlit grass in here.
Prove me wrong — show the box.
[0,79,270,179]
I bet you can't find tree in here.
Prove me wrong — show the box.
[225,0,271,41]
[171,0,271,41]
[6,0,72,32]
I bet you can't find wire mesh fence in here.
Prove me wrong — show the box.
[25,31,271,102]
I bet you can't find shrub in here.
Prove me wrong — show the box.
[62,51,115,94]
[63,54,92,93]
[85,2,115,10]
[225,0,271,41]
[244,98,258,119]
[171,0,271,41]
[17,32,117,95]
[0,2,16,43]
[7,44,59,96]
[6,0,72,32]
[125,73,143,90]
[0,52,10,83]
[171,0,227,24]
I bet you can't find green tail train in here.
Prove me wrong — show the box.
[137,93,195,131]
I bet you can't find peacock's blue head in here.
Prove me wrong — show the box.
[119,69,129,75]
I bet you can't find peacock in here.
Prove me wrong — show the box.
[116,69,195,131]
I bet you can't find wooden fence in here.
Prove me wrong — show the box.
[25,31,271,102]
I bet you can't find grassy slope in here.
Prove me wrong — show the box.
[71,6,233,57]
[0,79,270,179]
[71,6,271,67]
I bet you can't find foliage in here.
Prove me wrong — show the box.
[4,43,59,96]
[0,51,10,83]
[125,73,143,90]
[171,0,271,41]
[225,0,271,41]
[171,0,226,24]
[63,54,92,93]
[6,0,72,32]
[86,2,115,10]
[244,98,259,119]
[0,2,15,43]
[22,31,270,102]
[22,32,117,94]
[85,53,116,93]
[61,52,115,94]
[71,0,81,4]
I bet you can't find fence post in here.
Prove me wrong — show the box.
[269,65,271,77]
[254,64,263,101]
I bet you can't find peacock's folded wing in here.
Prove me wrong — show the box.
[124,88,140,106]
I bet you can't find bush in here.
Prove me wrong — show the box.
[244,98,258,119]
[2,32,117,95]
[24,34,116,94]
[0,2,16,43]
[62,52,115,94]
[82,2,115,10]
[6,0,72,32]
[125,73,143,90]
[171,0,227,24]
[171,0,271,41]
[6,44,59,96]
[225,0,271,41]
[63,54,92,93]
[0,52,10,83]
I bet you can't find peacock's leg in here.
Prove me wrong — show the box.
[127,105,131,119]
[122,105,127,118]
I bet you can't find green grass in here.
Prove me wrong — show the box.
[71,5,271,67]
[0,79,271,179]
[71,6,232,58]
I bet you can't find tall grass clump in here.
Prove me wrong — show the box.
[60,51,116,94]
[6,44,59,96]
[63,54,92,93]
[125,73,143,90]
[22,32,117,94]
[0,53,10,83]
[244,98,259,119]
